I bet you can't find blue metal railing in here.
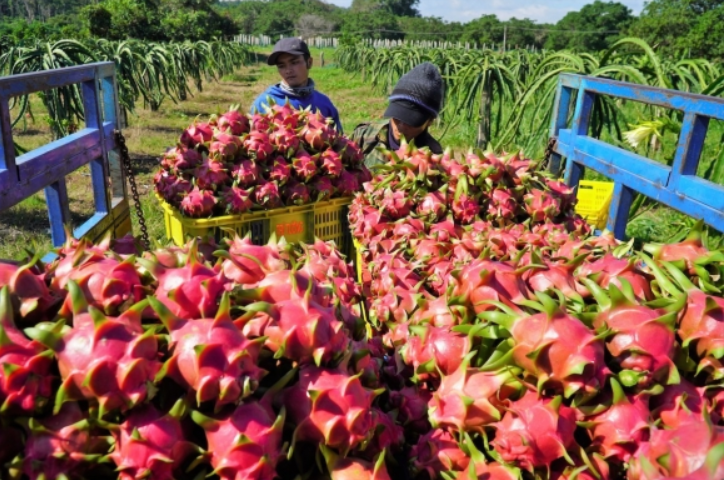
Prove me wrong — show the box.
[548,73,724,238]
[0,62,130,247]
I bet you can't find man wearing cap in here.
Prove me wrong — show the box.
[251,37,343,132]
[350,62,443,168]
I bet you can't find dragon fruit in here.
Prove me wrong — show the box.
[221,185,254,214]
[209,131,243,161]
[487,188,519,221]
[334,136,364,167]
[270,126,300,153]
[320,149,344,177]
[194,156,229,190]
[137,244,227,319]
[155,172,193,207]
[492,390,578,471]
[411,429,470,478]
[21,401,106,480]
[0,286,54,414]
[216,234,289,285]
[389,385,432,433]
[160,145,202,173]
[581,378,651,462]
[480,293,608,400]
[401,324,472,381]
[192,398,285,480]
[254,180,283,209]
[250,112,271,132]
[0,255,58,323]
[428,360,523,433]
[180,120,213,147]
[213,105,250,136]
[649,379,708,428]
[292,148,318,182]
[110,400,195,480]
[284,180,311,206]
[334,169,360,196]
[231,159,261,188]
[643,219,724,276]
[268,101,304,129]
[149,293,264,408]
[320,446,391,480]
[283,364,378,454]
[180,187,217,217]
[268,155,291,185]
[451,176,478,224]
[312,176,335,201]
[26,282,160,416]
[300,112,336,151]
[243,130,274,162]
[416,191,447,221]
[524,189,561,222]
[586,280,680,388]
[380,189,413,219]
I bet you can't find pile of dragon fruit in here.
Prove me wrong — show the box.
[153,103,370,218]
[3,143,724,480]
[347,143,724,480]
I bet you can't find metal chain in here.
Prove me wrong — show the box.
[541,136,557,171]
[114,129,150,251]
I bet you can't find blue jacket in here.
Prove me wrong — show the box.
[250,84,343,133]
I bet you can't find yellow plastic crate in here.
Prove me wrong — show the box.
[574,180,615,230]
[158,194,352,255]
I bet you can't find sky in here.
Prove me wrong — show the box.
[323,0,647,24]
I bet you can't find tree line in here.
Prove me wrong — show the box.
[1,0,723,59]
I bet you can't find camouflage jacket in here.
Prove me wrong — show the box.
[349,119,443,168]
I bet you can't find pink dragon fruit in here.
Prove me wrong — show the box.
[268,155,292,185]
[241,292,350,365]
[492,391,578,471]
[229,161,258,190]
[582,378,651,462]
[300,112,336,151]
[148,293,264,408]
[213,105,250,136]
[0,286,54,415]
[292,148,318,182]
[334,136,364,167]
[650,379,708,428]
[250,112,271,132]
[389,385,432,433]
[429,361,523,433]
[208,131,243,161]
[160,145,202,173]
[270,126,300,153]
[321,446,391,480]
[320,149,344,177]
[586,280,680,388]
[451,434,521,480]
[26,283,160,416]
[335,170,361,197]
[220,185,253,214]
[284,180,311,206]
[479,293,609,400]
[411,429,470,478]
[352,166,373,185]
[0,256,58,323]
[401,324,472,381]
[417,191,447,221]
[283,364,378,454]
[243,130,275,162]
[180,120,213,147]
[137,244,227,319]
[268,101,304,128]
[254,180,283,209]
[180,187,217,217]
[110,400,195,480]
[154,172,193,207]
[194,156,229,190]
[192,398,285,480]
[380,189,413,219]
[451,175,479,224]
[216,234,289,285]
[524,189,561,222]
[312,176,335,201]
[546,179,576,211]
[22,402,107,480]
[487,188,519,221]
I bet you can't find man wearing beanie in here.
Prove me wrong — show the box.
[350,62,443,167]
[251,37,342,132]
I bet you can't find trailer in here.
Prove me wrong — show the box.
[0,62,131,252]
[548,73,724,239]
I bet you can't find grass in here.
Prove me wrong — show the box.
[1,47,721,259]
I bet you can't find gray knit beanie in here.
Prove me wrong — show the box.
[384,62,443,127]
